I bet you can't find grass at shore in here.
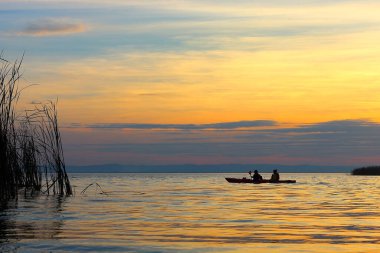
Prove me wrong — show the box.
[0,55,71,200]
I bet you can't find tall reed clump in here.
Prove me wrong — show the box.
[0,55,22,200]
[0,55,72,201]
[33,102,72,196]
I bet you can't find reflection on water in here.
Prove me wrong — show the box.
[1,173,380,252]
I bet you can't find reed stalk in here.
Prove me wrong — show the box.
[0,54,22,200]
[0,54,72,200]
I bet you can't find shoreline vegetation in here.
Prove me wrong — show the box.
[0,55,71,201]
[351,166,380,175]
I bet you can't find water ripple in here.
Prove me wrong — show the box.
[1,173,380,252]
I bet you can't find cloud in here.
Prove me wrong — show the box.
[62,119,380,166]
[69,120,277,130]
[19,18,86,36]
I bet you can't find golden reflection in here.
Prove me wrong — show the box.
[58,174,380,252]
[2,174,380,252]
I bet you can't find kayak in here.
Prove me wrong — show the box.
[226,177,296,184]
[225,177,296,184]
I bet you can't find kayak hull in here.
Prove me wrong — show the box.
[225,177,296,184]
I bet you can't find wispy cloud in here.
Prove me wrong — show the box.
[69,120,277,130]
[62,120,380,166]
[18,18,86,36]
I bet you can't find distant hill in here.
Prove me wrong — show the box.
[67,164,352,173]
[352,166,380,175]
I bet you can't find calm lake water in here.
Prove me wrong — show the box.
[1,173,380,252]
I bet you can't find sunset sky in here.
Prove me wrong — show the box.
[2,0,380,166]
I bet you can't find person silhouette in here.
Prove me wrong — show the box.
[270,169,280,182]
[251,170,263,183]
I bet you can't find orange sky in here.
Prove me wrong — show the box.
[3,0,380,165]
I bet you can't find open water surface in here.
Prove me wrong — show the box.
[1,173,380,252]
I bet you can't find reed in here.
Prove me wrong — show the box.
[0,55,72,200]
[32,101,72,196]
[0,55,22,200]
